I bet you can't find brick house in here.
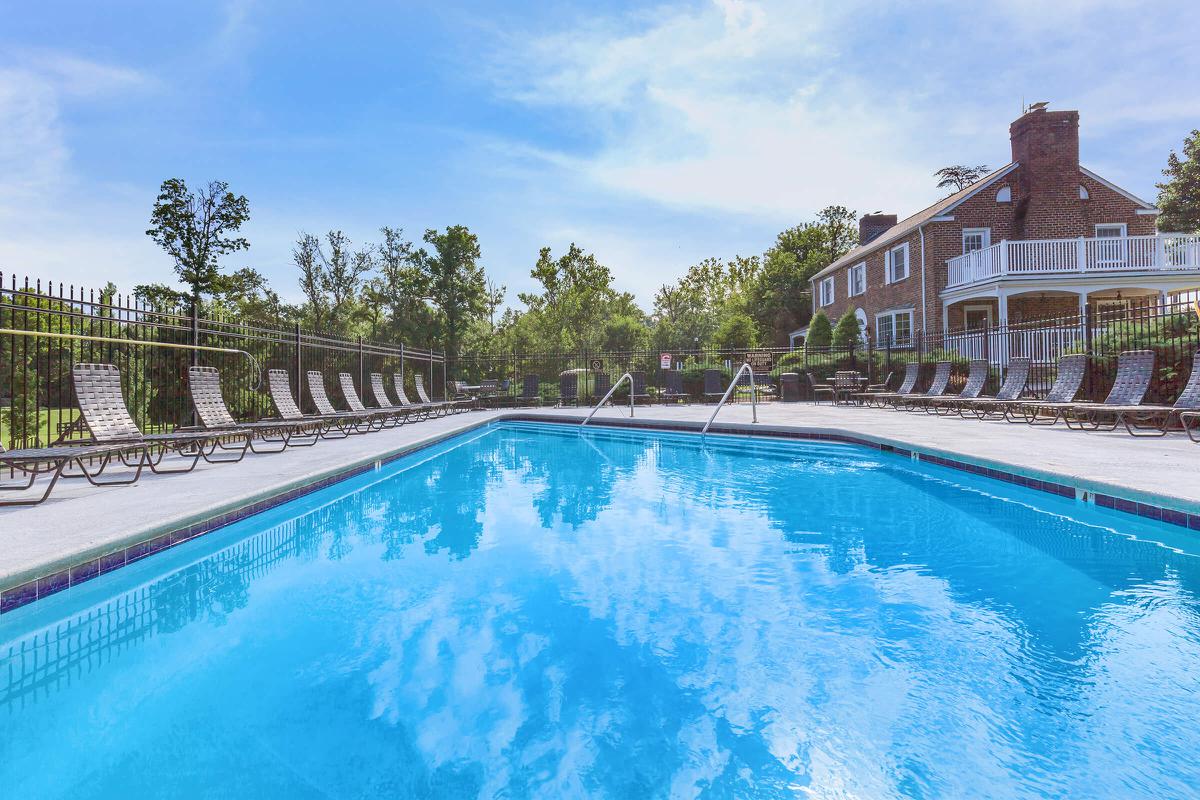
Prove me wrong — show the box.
[804,106,1200,349]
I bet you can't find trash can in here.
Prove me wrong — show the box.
[780,372,801,402]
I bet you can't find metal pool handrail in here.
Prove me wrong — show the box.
[582,372,634,425]
[702,362,757,434]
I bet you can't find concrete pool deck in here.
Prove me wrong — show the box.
[2,401,1198,608]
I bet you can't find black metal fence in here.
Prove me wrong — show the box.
[1,272,444,451]
[452,296,1200,406]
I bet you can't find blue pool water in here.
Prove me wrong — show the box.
[3,422,1200,798]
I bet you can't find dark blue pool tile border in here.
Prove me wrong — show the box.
[5,415,1200,615]
[0,427,466,616]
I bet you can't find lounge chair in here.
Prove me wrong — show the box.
[339,372,410,427]
[189,366,321,452]
[416,374,470,413]
[1091,351,1200,436]
[1018,352,1154,428]
[1,440,150,506]
[866,371,894,394]
[592,372,611,403]
[71,362,250,471]
[1010,354,1089,425]
[703,369,726,403]
[852,363,919,407]
[661,371,688,404]
[892,362,952,411]
[392,374,449,418]
[266,369,361,438]
[924,360,989,415]
[559,373,579,407]
[954,358,1031,420]
[631,371,651,405]
[307,371,385,433]
[368,372,424,421]
[512,374,539,407]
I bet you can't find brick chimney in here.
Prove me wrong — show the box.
[859,213,897,246]
[1009,106,1085,239]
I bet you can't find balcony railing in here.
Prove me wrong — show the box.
[945,233,1200,288]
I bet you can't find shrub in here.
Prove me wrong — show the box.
[806,311,832,347]
[832,309,862,348]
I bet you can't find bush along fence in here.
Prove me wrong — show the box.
[452,295,1200,406]
[0,272,444,452]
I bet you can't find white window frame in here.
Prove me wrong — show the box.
[961,227,991,254]
[847,262,866,297]
[885,243,909,284]
[1094,223,1128,266]
[875,308,914,348]
[818,276,835,307]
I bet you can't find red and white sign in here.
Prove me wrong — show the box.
[659,353,672,369]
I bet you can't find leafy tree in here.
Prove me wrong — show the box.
[806,310,832,347]
[934,165,990,194]
[713,312,758,351]
[292,230,374,334]
[145,178,251,304]
[652,255,759,348]
[415,225,488,363]
[1157,130,1200,233]
[832,308,862,348]
[374,226,436,347]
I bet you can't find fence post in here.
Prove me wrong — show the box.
[1082,302,1094,401]
[294,322,302,409]
[190,302,200,426]
[357,335,364,394]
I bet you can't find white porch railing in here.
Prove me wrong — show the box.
[945,233,1200,288]
[943,324,1087,366]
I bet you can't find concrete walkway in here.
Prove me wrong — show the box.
[2,401,1198,597]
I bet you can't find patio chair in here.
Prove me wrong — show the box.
[307,371,384,433]
[559,373,579,407]
[369,372,424,423]
[852,363,919,407]
[189,366,321,453]
[1095,351,1200,436]
[392,373,450,417]
[866,371,894,394]
[661,370,688,404]
[592,372,611,403]
[630,371,651,405]
[71,362,250,471]
[703,369,726,403]
[416,373,470,413]
[1010,354,1089,425]
[479,379,503,407]
[955,358,1031,420]
[925,360,989,415]
[339,373,411,427]
[1,439,150,506]
[832,371,863,405]
[806,372,835,404]
[267,369,361,438]
[518,374,541,407]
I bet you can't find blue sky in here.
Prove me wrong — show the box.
[1,0,1197,308]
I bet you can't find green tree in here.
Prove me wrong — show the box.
[713,312,758,351]
[806,310,832,347]
[652,255,759,347]
[832,308,862,348]
[1157,130,1200,233]
[145,178,251,304]
[416,225,488,363]
[293,230,374,334]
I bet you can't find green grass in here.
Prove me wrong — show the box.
[1,407,81,447]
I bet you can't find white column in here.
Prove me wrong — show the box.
[1160,289,1169,310]
[997,290,1008,326]
[942,303,950,335]
[1078,291,1088,317]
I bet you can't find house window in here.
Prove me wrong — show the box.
[847,262,866,296]
[995,186,1012,203]
[819,276,835,307]
[876,309,914,347]
[1095,224,1127,238]
[886,243,909,283]
[962,228,991,254]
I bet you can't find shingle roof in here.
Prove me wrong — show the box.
[811,163,1019,282]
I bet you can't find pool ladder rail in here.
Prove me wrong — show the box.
[581,372,635,425]
[702,362,758,435]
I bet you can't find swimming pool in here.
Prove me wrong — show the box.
[2,420,1199,798]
